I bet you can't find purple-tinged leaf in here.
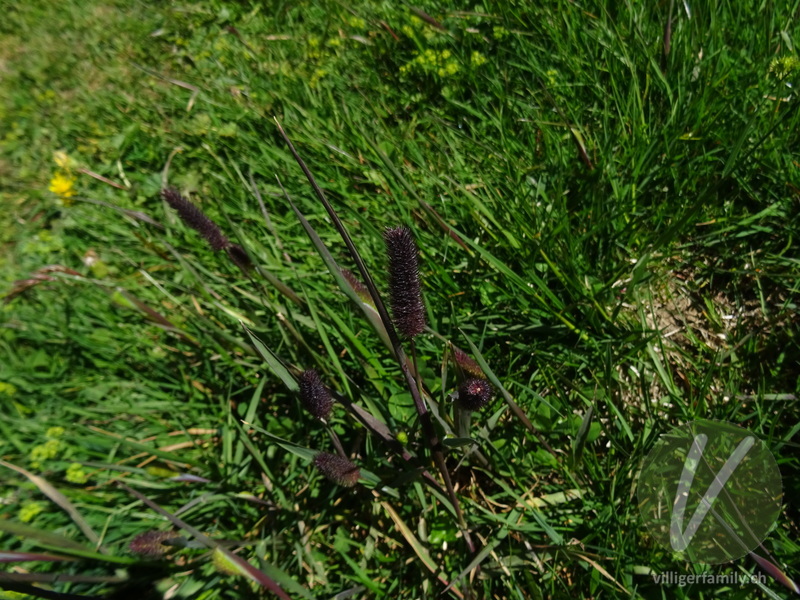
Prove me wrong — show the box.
[0,552,74,563]
[749,552,800,594]
[168,473,211,483]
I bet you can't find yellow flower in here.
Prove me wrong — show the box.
[348,16,366,29]
[19,501,46,523]
[492,26,509,40]
[30,439,62,469]
[46,426,65,439]
[66,462,89,484]
[310,68,327,88]
[470,51,487,67]
[49,172,76,199]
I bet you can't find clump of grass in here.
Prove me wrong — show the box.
[2,1,799,598]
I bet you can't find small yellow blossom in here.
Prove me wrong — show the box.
[30,439,62,469]
[471,51,487,67]
[400,48,462,78]
[492,26,509,40]
[348,16,366,29]
[49,172,76,204]
[438,62,459,77]
[46,426,65,439]
[310,68,327,88]
[66,462,89,484]
[19,501,46,523]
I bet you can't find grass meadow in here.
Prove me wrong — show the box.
[1,0,799,598]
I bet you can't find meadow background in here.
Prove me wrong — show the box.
[1,0,799,598]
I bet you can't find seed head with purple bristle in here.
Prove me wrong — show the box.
[225,243,252,271]
[341,268,374,306]
[298,369,334,420]
[129,530,175,558]
[457,378,494,412]
[161,188,229,251]
[451,346,485,379]
[313,452,360,487]
[383,226,426,338]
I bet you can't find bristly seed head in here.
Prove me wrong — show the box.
[225,243,252,271]
[161,188,229,251]
[341,268,374,306]
[313,452,360,487]
[298,369,334,420]
[383,226,426,338]
[457,378,494,412]
[129,530,175,558]
[451,346,485,379]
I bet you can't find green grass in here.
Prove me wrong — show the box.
[1,0,799,598]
